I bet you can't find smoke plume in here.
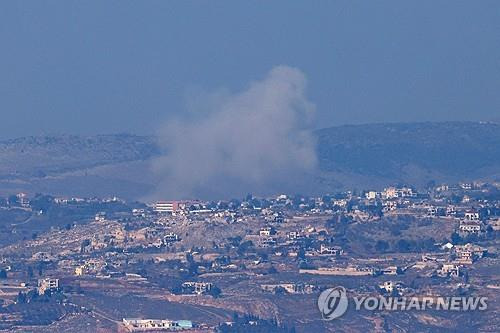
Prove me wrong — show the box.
[151,66,317,199]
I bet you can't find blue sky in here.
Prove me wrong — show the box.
[1,1,499,138]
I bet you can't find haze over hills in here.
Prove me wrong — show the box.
[0,121,499,200]
[0,134,159,178]
[316,121,500,190]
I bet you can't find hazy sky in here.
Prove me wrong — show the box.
[1,1,499,139]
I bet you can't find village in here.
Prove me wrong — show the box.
[0,181,498,332]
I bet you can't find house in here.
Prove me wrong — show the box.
[181,282,213,295]
[300,266,377,276]
[319,244,344,256]
[384,187,398,199]
[459,220,482,234]
[16,193,30,208]
[164,233,179,243]
[154,201,178,214]
[286,231,303,241]
[94,212,106,222]
[460,183,473,190]
[333,199,347,208]
[132,208,147,217]
[436,184,449,192]
[383,201,397,212]
[446,205,457,217]
[259,226,276,237]
[273,212,285,223]
[454,243,487,263]
[379,281,405,294]
[427,206,439,217]
[259,236,277,247]
[441,242,454,250]
[489,218,500,231]
[37,278,59,295]
[398,187,416,198]
[75,266,84,276]
[75,259,106,276]
[438,264,460,277]
[455,248,474,264]
[464,210,480,221]
[383,187,415,199]
[381,266,401,275]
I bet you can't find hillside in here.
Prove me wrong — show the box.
[0,134,159,179]
[0,134,160,199]
[315,121,500,189]
[0,122,498,199]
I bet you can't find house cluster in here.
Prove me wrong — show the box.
[0,180,497,326]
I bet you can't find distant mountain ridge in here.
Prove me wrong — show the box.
[316,121,500,182]
[0,122,498,198]
[0,134,159,179]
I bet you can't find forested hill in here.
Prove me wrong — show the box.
[316,121,500,185]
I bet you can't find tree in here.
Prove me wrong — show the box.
[297,248,306,260]
[30,194,54,212]
[80,239,91,253]
[8,195,19,206]
[16,291,27,304]
[421,237,436,251]
[451,232,462,244]
[0,269,7,279]
[208,286,222,298]
[268,266,277,274]
[37,262,43,276]
[237,240,253,255]
[426,180,436,190]
[375,240,390,253]
[27,266,34,278]
[395,239,411,252]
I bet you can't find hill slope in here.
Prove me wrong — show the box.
[0,122,498,198]
[316,121,500,188]
[0,134,159,179]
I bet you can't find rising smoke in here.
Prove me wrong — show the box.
[151,66,318,199]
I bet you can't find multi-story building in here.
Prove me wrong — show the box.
[153,201,178,214]
[37,278,59,295]
[464,210,480,221]
[459,220,482,234]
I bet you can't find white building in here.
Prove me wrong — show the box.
[438,264,460,277]
[181,282,213,295]
[464,210,480,221]
[319,244,344,256]
[122,319,192,331]
[459,221,482,234]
